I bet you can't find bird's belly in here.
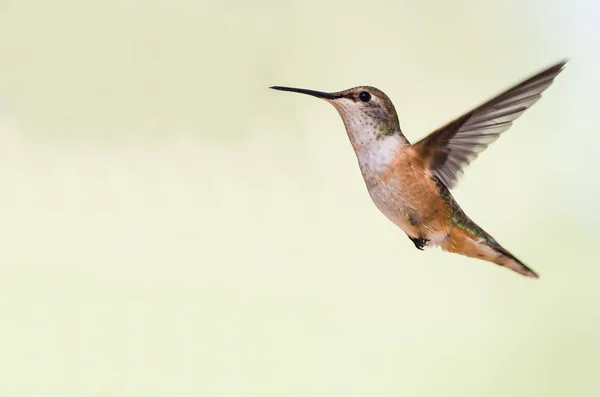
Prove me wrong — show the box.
[368,183,420,237]
[366,175,450,247]
[357,146,451,247]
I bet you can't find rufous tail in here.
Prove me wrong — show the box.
[441,227,539,278]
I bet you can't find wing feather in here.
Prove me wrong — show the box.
[414,60,566,189]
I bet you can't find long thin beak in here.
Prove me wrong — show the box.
[270,86,342,100]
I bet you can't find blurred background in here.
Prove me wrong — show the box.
[0,0,598,396]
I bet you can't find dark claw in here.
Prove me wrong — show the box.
[409,236,429,251]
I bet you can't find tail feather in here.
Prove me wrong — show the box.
[441,227,539,278]
[488,244,539,278]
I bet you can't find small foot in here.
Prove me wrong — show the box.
[409,236,429,251]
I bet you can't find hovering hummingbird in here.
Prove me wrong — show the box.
[271,60,566,278]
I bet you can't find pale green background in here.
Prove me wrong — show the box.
[0,0,598,396]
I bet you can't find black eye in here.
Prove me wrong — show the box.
[358,91,371,102]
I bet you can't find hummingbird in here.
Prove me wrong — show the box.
[271,60,566,278]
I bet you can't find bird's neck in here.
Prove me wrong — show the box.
[350,132,408,182]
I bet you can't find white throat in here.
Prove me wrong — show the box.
[353,133,405,175]
[332,98,408,180]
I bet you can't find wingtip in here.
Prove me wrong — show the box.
[553,58,569,72]
[537,59,569,77]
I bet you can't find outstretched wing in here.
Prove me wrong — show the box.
[413,60,566,189]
